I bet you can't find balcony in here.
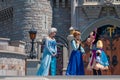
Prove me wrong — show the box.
[83,0,120,5]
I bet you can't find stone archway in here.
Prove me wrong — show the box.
[55,35,68,75]
[81,16,120,41]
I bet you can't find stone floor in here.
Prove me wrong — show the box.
[0,75,120,80]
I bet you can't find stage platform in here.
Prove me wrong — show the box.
[0,75,120,80]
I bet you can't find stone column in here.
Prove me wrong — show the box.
[36,40,42,60]
[67,27,75,58]
[71,0,78,29]
[56,0,59,8]
[62,0,65,7]
[62,46,68,75]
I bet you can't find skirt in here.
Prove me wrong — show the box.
[66,50,85,75]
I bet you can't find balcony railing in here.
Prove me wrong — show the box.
[114,0,120,3]
[83,0,120,5]
[84,0,100,2]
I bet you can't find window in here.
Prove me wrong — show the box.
[2,0,4,2]
[42,14,48,30]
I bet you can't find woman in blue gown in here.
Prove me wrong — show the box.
[66,31,85,75]
[37,27,57,76]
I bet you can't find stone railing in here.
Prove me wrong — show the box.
[83,0,120,5]
[83,0,102,5]
[113,0,120,3]
[0,38,25,55]
[84,0,100,2]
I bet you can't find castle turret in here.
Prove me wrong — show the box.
[12,0,52,41]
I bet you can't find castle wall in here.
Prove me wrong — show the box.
[52,0,71,38]
[53,7,71,38]
[74,2,120,40]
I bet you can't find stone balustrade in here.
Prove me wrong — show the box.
[84,0,100,2]
[83,0,120,5]
[0,38,25,55]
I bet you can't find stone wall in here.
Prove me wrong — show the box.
[53,7,71,38]
[0,0,12,10]
[0,57,25,76]
[0,38,26,76]
[12,0,52,41]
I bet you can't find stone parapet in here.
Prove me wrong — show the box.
[0,38,25,54]
[0,76,120,80]
[0,38,10,45]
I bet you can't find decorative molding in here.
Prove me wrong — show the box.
[81,17,120,41]
[82,5,101,19]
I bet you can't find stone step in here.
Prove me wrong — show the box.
[0,75,120,80]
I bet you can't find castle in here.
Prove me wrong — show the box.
[0,0,120,75]
[1,0,120,41]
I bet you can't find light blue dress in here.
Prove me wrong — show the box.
[37,37,57,76]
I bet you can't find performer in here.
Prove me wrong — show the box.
[87,30,101,75]
[66,31,85,75]
[37,27,57,76]
[87,30,109,75]
[94,40,109,72]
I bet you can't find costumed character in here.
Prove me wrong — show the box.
[66,31,85,75]
[37,27,57,76]
[94,40,109,71]
[87,31,97,71]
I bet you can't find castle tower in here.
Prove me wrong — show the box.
[12,0,52,41]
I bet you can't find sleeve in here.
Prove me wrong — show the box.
[52,40,57,54]
[100,51,109,66]
[55,41,57,54]
[71,40,79,50]
[45,38,54,55]
[80,46,85,54]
